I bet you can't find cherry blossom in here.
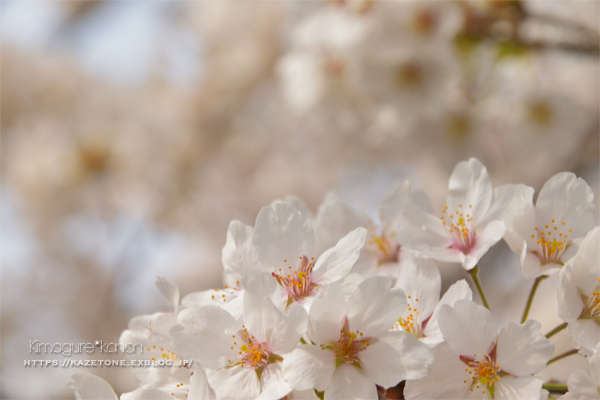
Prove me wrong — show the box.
[252,202,366,310]
[404,300,554,399]
[392,253,472,347]
[505,172,595,280]
[171,272,307,400]
[395,158,532,270]
[282,277,434,399]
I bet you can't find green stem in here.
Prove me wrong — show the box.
[542,383,569,393]
[468,265,490,310]
[547,349,579,366]
[521,275,548,323]
[545,322,568,339]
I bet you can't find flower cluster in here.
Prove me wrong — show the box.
[69,158,597,399]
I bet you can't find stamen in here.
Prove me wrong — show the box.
[272,255,316,301]
[531,219,570,264]
[441,204,476,254]
[323,317,370,366]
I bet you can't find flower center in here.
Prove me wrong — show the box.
[532,220,571,264]
[367,225,401,264]
[582,280,600,323]
[394,295,423,338]
[527,100,553,127]
[462,354,501,397]
[440,204,476,254]
[230,326,271,370]
[322,318,371,367]
[272,255,316,300]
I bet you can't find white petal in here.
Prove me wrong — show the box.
[313,227,367,285]
[559,227,600,323]
[119,313,180,385]
[591,344,600,385]
[576,227,600,277]
[462,220,506,270]
[324,364,377,400]
[188,367,216,400]
[568,369,599,399]
[207,365,261,400]
[271,195,313,221]
[568,320,600,356]
[521,244,551,281]
[242,271,288,311]
[243,285,307,354]
[394,203,452,250]
[257,363,292,400]
[423,279,472,340]
[536,172,595,240]
[253,203,315,272]
[120,389,174,400]
[156,277,180,312]
[222,220,261,279]
[282,345,336,392]
[447,158,493,227]
[395,254,441,323]
[347,277,407,337]
[403,343,472,400]
[496,320,554,376]
[380,179,432,224]
[181,289,244,320]
[494,376,544,400]
[557,263,585,323]
[340,273,364,299]
[67,373,118,400]
[313,192,370,255]
[506,203,536,254]
[308,283,348,345]
[437,300,497,358]
[171,306,241,370]
[484,184,535,227]
[361,331,434,387]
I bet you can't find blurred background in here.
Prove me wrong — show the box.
[1,1,598,398]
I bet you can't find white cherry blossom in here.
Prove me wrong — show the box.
[505,172,595,280]
[404,300,554,399]
[282,277,434,399]
[392,253,473,347]
[395,158,532,270]
[252,202,367,310]
[314,179,431,279]
[171,272,308,400]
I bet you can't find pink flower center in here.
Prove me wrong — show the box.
[272,255,316,300]
[532,220,571,264]
[440,203,476,254]
[231,326,271,370]
[322,318,371,366]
